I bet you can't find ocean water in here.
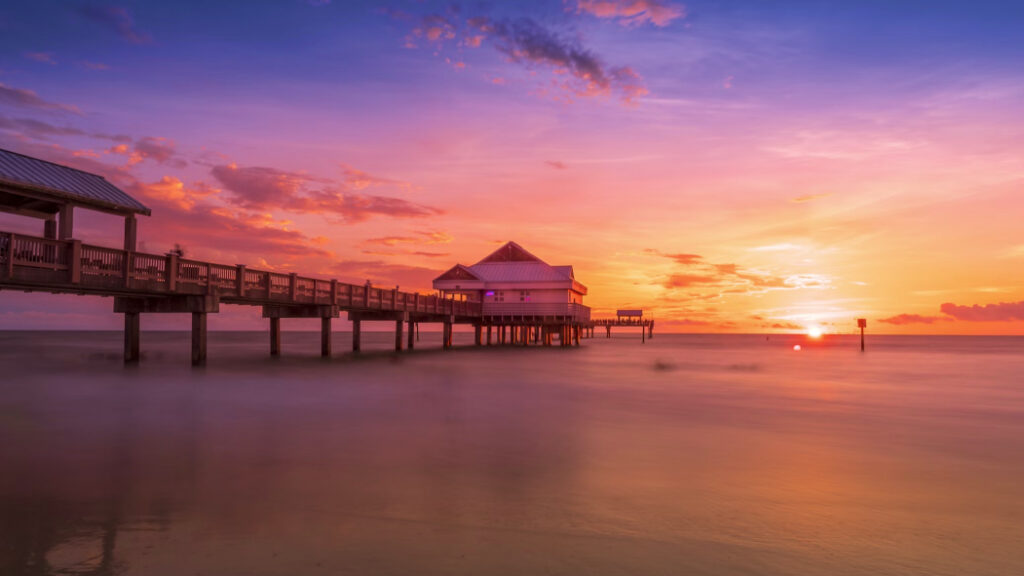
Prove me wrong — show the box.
[1,331,1023,575]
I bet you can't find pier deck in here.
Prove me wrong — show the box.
[1,229,589,364]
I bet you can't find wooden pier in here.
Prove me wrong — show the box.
[0,148,592,364]
[0,228,491,364]
[1,227,599,363]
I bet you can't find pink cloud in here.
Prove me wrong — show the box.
[940,301,1024,322]
[878,314,946,325]
[574,0,686,27]
[24,52,56,65]
[211,163,442,223]
[330,260,442,291]
[128,177,331,260]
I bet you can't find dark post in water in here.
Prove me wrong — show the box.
[857,318,867,351]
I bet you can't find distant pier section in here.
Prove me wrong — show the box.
[593,309,654,341]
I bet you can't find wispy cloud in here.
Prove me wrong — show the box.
[330,260,442,291]
[573,0,686,27]
[648,249,830,294]
[546,160,568,169]
[7,121,121,144]
[0,83,81,114]
[77,5,152,44]
[644,248,702,265]
[791,193,831,203]
[392,8,648,104]
[24,52,56,65]
[363,231,453,247]
[478,17,648,103]
[878,313,946,325]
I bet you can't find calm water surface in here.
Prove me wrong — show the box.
[1,331,1023,575]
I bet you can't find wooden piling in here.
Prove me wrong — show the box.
[407,320,415,350]
[395,319,403,351]
[270,317,281,356]
[322,316,332,357]
[124,312,140,363]
[352,318,361,352]
[191,312,207,366]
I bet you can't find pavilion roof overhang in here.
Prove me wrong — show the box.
[0,148,150,217]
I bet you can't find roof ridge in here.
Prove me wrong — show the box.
[474,241,547,265]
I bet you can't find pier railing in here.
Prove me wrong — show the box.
[0,230,481,317]
[482,302,591,322]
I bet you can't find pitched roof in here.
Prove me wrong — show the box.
[435,264,482,282]
[0,147,150,215]
[434,241,583,287]
[475,241,542,264]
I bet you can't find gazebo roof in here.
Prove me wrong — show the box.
[0,147,150,216]
[434,242,587,294]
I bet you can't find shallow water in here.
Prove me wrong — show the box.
[1,331,1023,575]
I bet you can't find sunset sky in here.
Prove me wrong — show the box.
[1,0,1023,333]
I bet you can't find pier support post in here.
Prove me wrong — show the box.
[486,325,492,346]
[606,326,611,339]
[395,319,403,352]
[124,312,140,363]
[352,318,361,352]
[322,317,332,357]
[442,321,452,350]
[408,320,415,350]
[191,312,207,366]
[474,323,482,346]
[270,317,281,356]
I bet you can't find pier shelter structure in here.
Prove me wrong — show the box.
[0,148,481,365]
[592,309,654,341]
[432,242,591,347]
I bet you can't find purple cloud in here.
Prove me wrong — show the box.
[940,301,1024,322]
[78,5,152,44]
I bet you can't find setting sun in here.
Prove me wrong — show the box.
[807,326,824,339]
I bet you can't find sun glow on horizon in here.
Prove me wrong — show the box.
[807,326,823,338]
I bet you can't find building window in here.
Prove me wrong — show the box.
[519,290,530,302]
[496,291,504,302]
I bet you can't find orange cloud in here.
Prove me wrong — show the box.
[363,231,453,247]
